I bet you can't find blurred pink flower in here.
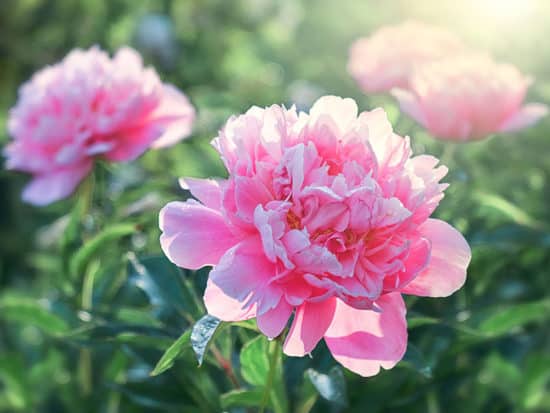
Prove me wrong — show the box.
[348,21,465,93]
[392,54,548,141]
[160,96,471,377]
[5,46,195,205]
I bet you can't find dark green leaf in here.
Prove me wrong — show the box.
[190,315,222,366]
[306,366,348,407]
[151,330,191,376]
[401,343,433,378]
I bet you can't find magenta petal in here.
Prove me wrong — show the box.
[204,278,256,321]
[257,298,293,339]
[283,298,337,356]
[159,201,239,269]
[324,292,407,377]
[499,103,548,133]
[22,163,92,206]
[179,177,223,210]
[402,218,471,297]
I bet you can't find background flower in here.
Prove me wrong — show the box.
[4,46,195,205]
[348,20,465,93]
[392,54,548,141]
[160,96,471,376]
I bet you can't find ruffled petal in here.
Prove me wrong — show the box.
[257,298,293,339]
[283,298,337,356]
[401,218,470,297]
[159,201,239,269]
[324,292,407,377]
[499,103,548,133]
[179,177,223,210]
[22,163,92,206]
[150,84,196,148]
[204,278,256,321]
[391,88,428,127]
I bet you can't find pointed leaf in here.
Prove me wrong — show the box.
[306,366,348,407]
[220,389,272,409]
[151,330,191,376]
[191,315,222,366]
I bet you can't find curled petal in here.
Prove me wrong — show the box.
[324,292,407,377]
[159,201,239,269]
[204,278,256,321]
[179,177,223,210]
[283,298,336,356]
[257,298,293,339]
[22,163,92,206]
[499,103,548,133]
[401,218,470,297]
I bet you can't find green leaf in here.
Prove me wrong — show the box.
[401,343,433,378]
[240,335,270,386]
[240,336,288,413]
[306,366,348,407]
[0,294,69,335]
[127,254,200,315]
[472,191,543,229]
[0,355,31,410]
[478,299,550,336]
[407,315,439,329]
[220,389,272,409]
[190,315,222,366]
[70,223,136,277]
[150,330,191,376]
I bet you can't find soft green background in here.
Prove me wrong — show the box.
[0,0,549,412]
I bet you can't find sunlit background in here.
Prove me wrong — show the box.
[0,1,549,412]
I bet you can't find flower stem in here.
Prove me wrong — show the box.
[259,337,281,413]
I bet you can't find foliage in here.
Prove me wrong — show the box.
[1,0,550,412]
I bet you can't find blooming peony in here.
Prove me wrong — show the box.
[392,54,548,141]
[160,96,471,377]
[348,21,465,93]
[5,46,195,205]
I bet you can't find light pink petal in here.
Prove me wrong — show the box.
[391,88,428,127]
[257,298,293,339]
[309,96,358,134]
[208,237,282,312]
[324,292,407,377]
[150,85,196,148]
[22,163,92,206]
[283,298,337,356]
[159,201,239,269]
[203,278,256,322]
[179,177,223,210]
[234,176,273,223]
[499,103,548,133]
[401,218,471,297]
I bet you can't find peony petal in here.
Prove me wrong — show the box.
[309,96,358,134]
[159,201,239,269]
[324,292,407,377]
[22,163,93,206]
[257,298,293,339]
[105,123,162,162]
[204,278,256,321]
[391,88,428,127]
[208,237,282,313]
[499,103,548,133]
[150,85,196,148]
[179,177,223,210]
[401,218,471,297]
[283,298,337,356]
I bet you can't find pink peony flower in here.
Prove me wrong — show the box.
[5,46,195,205]
[348,21,465,93]
[160,96,471,377]
[392,54,548,141]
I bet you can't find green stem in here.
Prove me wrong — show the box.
[259,338,281,413]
